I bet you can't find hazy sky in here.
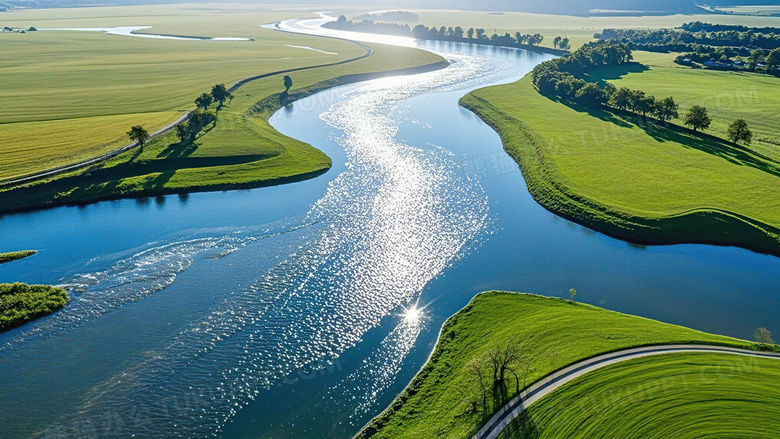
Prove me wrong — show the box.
[3,0,779,15]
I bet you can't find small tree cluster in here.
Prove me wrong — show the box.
[175,110,216,144]
[193,84,233,111]
[464,336,535,415]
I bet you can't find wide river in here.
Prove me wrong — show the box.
[1,18,779,439]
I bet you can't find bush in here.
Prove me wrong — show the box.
[0,283,68,332]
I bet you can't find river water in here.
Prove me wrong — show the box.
[1,19,779,439]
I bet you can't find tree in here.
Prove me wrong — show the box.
[755,327,774,345]
[175,124,190,144]
[603,83,617,99]
[629,90,655,117]
[283,75,293,91]
[553,36,562,48]
[748,48,765,70]
[559,37,570,50]
[467,27,475,39]
[569,288,577,303]
[684,105,712,132]
[575,82,603,106]
[766,48,780,69]
[476,28,486,40]
[453,26,464,39]
[608,87,632,110]
[195,93,213,110]
[211,84,231,108]
[727,119,753,145]
[654,96,679,123]
[532,33,544,46]
[127,126,150,150]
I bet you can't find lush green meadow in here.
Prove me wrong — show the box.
[0,5,366,180]
[461,64,780,255]
[0,251,36,265]
[359,292,756,439]
[0,283,68,332]
[0,43,444,212]
[503,352,780,438]
[589,51,780,160]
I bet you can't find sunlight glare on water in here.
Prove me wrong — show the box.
[29,43,509,439]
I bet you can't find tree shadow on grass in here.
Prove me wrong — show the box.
[553,96,780,178]
[581,61,650,85]
[493,403,542,439]
[157,140,199,159]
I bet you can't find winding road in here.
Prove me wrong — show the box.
[474,344,780,439]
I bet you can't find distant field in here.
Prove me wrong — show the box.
[0,43,445,212]
[509,352,780,438]
[591,51,780,160]
[359,292,754,438]
[0,5,365,180]
[341,10,780,49]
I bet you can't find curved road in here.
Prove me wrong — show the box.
[474,344,780,439]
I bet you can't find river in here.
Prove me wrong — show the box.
[1,18,779,439]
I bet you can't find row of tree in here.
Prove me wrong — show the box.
[681,21,780,35]
[676,46,780,74]
[324,16,570,50]
[127,83,233,151]
[532,41,755,145]
[596,24,780,51]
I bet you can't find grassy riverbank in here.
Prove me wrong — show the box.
[499,352,780,438]
[359,292,760,438]
[460,68,780,256]
[0,283,68,333]
[0,251,36,265]
[0,43,445,213]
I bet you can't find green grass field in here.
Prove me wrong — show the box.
[501,352,780,438]
[0,5,368,180]
[460,63,780,256]
[0,43,445,212]
[0,251,36,265]
[359,292,761,439]
[587,51,780,161]
[0,283,68,333]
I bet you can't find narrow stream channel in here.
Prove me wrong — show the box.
[1,19,779,439]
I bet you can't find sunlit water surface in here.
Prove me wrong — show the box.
[1,19,779,439]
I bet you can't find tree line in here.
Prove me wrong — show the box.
[676,46,780,74]
[532,41,754,145]
[324,16,571,50]
[128,84,233,151]
[596,23,780,51]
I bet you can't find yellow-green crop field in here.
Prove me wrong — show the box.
[0,4,367,180]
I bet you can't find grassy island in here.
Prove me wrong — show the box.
[358,292,773,438]
[0,283,68,333]
[0,251,37,265]
[461,50,780,256]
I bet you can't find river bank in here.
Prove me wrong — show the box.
[357,291,776,438]
[460,76,780,258]
[0,45,446,214]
